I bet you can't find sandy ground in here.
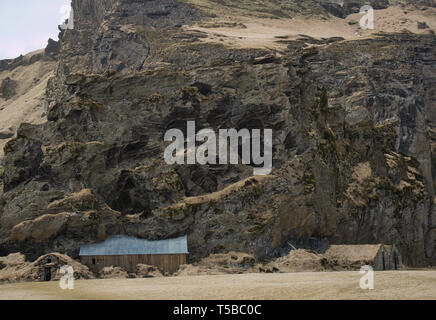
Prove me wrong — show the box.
[0,271,435,300]
[187,6,436,50]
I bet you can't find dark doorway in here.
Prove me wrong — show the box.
[382,252,386,270]
[394,253,398,270]
[44,267,51,281]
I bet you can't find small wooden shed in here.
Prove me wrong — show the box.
[325,244,389,271]
[79,235,188,274]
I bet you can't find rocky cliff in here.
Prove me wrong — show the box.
[0,0,435,267]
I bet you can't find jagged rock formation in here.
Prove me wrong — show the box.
[0,0,435,267]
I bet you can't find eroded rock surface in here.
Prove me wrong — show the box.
[0,0,435,267]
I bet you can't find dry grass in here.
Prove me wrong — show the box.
[175,251,256,276]
[0,271,436,300]
[325,245,382,262]
[169,175,274,209]
[265,249,325,272]
[184,6,436,50]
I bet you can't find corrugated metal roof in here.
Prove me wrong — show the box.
[79,235,189,256]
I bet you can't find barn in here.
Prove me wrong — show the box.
[79,235,188,274]
[324,244,401,271]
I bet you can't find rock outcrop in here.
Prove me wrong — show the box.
[0,0,435,267]
[0,45,58,158]
[0,77,17,100]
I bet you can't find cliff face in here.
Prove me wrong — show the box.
[0,49,58,159]
[0,0,435,266]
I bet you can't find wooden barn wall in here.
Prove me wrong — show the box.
[81,254,187,274]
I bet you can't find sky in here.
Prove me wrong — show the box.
[0,0,71,60]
